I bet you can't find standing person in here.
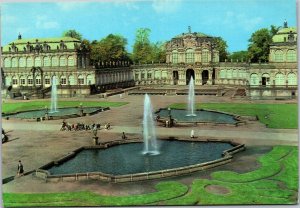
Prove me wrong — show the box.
[122,132,127,140]
[190,130,195,138]
[17,160,24,177]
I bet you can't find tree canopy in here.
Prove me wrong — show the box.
[215,37,228,62]
[90,34,130,65]
[247,25,279,62]
[228,51,249,62]
[62,29,82,40]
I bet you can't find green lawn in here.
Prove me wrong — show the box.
[2,101,128,114]
[169,103,297,129]
[3,146,298,206]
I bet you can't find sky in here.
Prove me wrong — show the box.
[0,0,297,52]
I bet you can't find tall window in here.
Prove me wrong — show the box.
[274,50,284,62]
[27,76,33,85]
[141,73,145,79]
[34,57,41,66]
[250,73,258,85]
[185,49,194,63]
[147,72,152,79]
[69,75,75,85]
[202,50,209,63]
[60,76,67,85]
[287,73,297,85]
[35,75,41,85]
[52,57,58,66]
[220,70,226,78]
[59,56,66,66]
[27,57,33,67]
[286,50,296,62]
[19,58,25,67]
[78,75,84,85]
[275,73,285,85]
[44,57,50,66]
[68,56,74,66]
[4,58,11,67]
[135,73,139,80]
[45,76,50,85]
[12,77,18,85]
[12,58,18,67]
[172,50,178,64]
[20,76,26,85]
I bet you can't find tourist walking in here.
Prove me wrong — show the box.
[122,132,127,140]
[17,160,24,177]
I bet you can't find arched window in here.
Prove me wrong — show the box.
[43,57,50,66]
[275,73,285,85]
[44,75,51,85]
[261,73,270,86]
[161,71,168,79]
[202,49,209,63]
[59,56,66,66]
[12,76,18,86]
[86,74,94,85]
[220,69,226,78]
[60,75,67,85]
[287,73,297,85]
[154,71,161,79]
[20,75,26,86]
[68,75,76,85]
[286,50,296,62]
[34,57,41,67]
[4,58,11,67]
[52,56,58,66]
[5,76,12,86]
[27,75,33,86]
[212,53,219,62]
[185,49,194,63]
[27,57,33,67]
[78,75,85,85]
[12,57,18,67]
[67,56,74,66]
[172,50,178,64]
[274,50,284,62]
[19,58,25,67]
[35,74,41,85]
[250,73,258,85]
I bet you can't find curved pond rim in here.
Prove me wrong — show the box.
[35,138,246,182]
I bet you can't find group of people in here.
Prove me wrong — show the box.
[60,121,111,131]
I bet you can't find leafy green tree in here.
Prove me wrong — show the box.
[151,41,166,63]
[90,34,130,64]
[228,51,249,62]
[247,25,279,63]
[215,37,228,62]
[62,29,82,40]
[132,28,153,63]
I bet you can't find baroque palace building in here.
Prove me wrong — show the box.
[1,22,297,99]
[1,35,134,98]
[132,23,298,98]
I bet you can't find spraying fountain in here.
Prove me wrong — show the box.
[50,76,58,113]
[187,76,196,116]
[143,94,159,155]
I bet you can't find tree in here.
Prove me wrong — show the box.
[62,29,82,40]
[215,37,228,62]
[90,34,130,65]
[151,41,166,63]
[132,28,153,63]
[228,51,249,62]
[248,28,272,62]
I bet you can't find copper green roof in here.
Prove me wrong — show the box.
[272,27,297,43]
[2,36,81,52]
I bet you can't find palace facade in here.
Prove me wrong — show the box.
[132,22,297,98]
[1,22,297,99]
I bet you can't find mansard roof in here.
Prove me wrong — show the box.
[2,36,81,52]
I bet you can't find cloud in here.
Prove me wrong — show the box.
[152,0,182,13]
[35,16,60,29]
[56,2,89,11]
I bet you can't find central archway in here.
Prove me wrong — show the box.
[202,70,209,85]
[186,69,195,85]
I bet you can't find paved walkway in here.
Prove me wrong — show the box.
[1,94,298,195]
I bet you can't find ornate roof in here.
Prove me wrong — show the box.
[2,36,81,52]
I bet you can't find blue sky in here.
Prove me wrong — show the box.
[1,0,297,52]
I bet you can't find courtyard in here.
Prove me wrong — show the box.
[1,93,298,206]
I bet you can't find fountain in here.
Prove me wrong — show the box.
[143,94,159,155]
[187,76,196,116]
[50,76,58,113]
